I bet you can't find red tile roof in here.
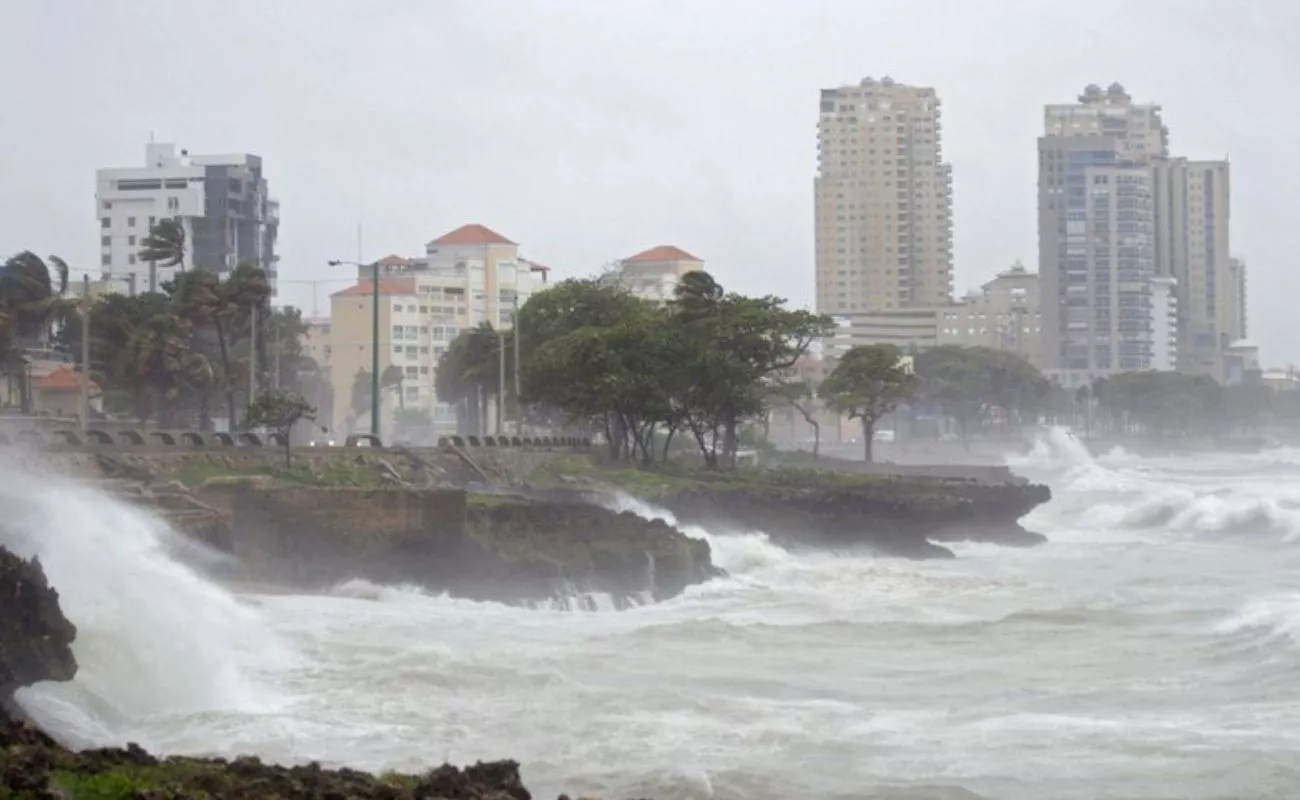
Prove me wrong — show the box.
[37,366,98,392]
[428,224,516,247]
[331,277,416,298]
[624,245,701,263]
[375,254,413,267]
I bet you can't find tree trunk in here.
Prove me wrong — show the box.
[862,417,875,462]
[283,437,292,469]
[214,318,237,430]
[811,421,820,460]
[661,424,677,462]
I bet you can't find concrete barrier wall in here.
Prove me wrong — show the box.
[0,425,595,453]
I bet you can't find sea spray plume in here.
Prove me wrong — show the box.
[0,453,289,749]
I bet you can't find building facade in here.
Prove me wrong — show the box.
[936,261,1043,368]
[96,143,279,292]
[1039,84,1169,387]
[815,77,953,318]
[1226,256,1248,342]
[615,245,704,302]
[1152,157,1232,375]
[327,224,546,436]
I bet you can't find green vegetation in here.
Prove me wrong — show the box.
[161,457,379,490]
[0,226,328,430]
[244,390,317,467]
[438,271,833,468]
[820,344,918,462]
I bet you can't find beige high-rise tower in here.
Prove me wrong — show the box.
[814,77,953,317]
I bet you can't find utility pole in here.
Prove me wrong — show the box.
[273,321,281,390]
[248,303,258,424]
[128,272,138,297]
[497,326,506,435]
[79,275,90,432]
[148,259,157,294]
[370,261,380,439]
[512,295,520,434]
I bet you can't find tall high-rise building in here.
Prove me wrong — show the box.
[1152,158,1233,375]
[814,77,953,320]
[95,143,279,293]
[1039,84,1172,386]
[1226,256,1247,341]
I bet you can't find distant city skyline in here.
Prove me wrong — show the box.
[3,1,1295,363]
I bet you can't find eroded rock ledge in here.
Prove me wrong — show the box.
[228,487,718,605]
[537,467,1052,559]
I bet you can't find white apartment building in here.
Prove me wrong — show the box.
[96,143,279,293]
[329,224,547,436]
[1149,276,1179,371]
[615,245,704,302]
[815,76,954,317]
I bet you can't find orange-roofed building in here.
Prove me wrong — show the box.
[618,245,705,302]
[323,225,546,440]
[33,365,102,417]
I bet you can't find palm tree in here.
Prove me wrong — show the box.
[138,219,186,291]
[1,252,70,340]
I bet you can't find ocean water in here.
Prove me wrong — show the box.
[7,429,1300,799]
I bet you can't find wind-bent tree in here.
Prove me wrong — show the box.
[771,378,822,458]
[820,344,917,462]
[244,390,317,467]
[138,218,186,289]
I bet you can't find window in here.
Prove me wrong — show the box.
[393,304,402,312]
[148,216,156,227]
[100,236,111,247]
[405,346,417,356]
[392,325,403,340]
[405,366,418,378]
[127,217,136,228]
[129,255,136,265]
[404,325,418,338]
[167,197,179,211]
[128,235,136,246]
[405,386,419,402]
[101,218,110,229]
[101,254,111,266]
[102,201,112,211]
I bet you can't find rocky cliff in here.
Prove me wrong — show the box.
[229,486,718,606]
[539,466,1051,559]
[0,546,77,725]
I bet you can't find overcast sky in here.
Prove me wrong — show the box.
[5,0,1299,362]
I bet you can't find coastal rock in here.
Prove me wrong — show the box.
[558,468,1052,558]
[0,546,77,724]
[228,487,719,605]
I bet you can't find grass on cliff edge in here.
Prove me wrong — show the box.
[161,459,381,490]
[530,455,906,499]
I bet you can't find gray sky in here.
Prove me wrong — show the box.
[5,0,1299,363]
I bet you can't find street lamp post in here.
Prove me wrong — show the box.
[327,259,381,439]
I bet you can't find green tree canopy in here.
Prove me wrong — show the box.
[820,344,918,462]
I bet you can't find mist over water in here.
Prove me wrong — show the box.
[6,433,1300,798]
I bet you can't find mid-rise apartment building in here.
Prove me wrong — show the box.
[327,224,546,436]
[1152,158,1232,375]
[1039,84,1172,386]
[96,143,279,293]
[814,77,953,324]
[615,245,704,302]
[936,262,1044,368]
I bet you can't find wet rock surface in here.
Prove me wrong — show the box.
[0,547,76,725]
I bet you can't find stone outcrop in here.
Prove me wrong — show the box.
[0,547,77,724]
[541,468,1050,559]
[228,487,718,605]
